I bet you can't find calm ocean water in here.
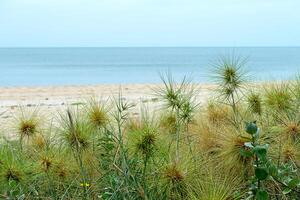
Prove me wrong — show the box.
[0,47,299,86]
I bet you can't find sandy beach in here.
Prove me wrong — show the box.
[0,83,216,131]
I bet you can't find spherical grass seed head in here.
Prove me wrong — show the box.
[90,109,107,127]
[18,118,38,138]
[4,167,23,182]
[41,156,53,172]
[162,163,188,200]
[59,109,92,151]
[54,164,68,179]
[154,72,195,111]
[66,130,90,150]
[283,147,296,163]
[211,55,248,101]
[165,164,184,183]
[87,99,109,128]
[14,107,41,140]
[281,141,300,165]
[136,131,157,156]
[51,154,72,180]
[247,92,262,115]
[285,122,300,141]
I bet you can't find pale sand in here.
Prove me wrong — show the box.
[0,84,217,138]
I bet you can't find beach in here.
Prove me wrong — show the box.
[0,83,216,134]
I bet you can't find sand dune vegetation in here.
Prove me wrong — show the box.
[1,58,300,199]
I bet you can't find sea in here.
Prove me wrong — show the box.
[0,47,299,86]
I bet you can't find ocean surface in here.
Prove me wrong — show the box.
[0,47,299,86]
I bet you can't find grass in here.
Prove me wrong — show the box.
[1,59,300,199]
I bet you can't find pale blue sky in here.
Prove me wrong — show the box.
[0,0,299,47]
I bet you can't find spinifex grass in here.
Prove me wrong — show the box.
[13,107,41,150]
[263,83,293,115]
[154,73,198,163]
[86,97,109,130]
[58,108,92,198]
[211,55,249,127]
[126,108,159,198]
[247,91,263,116]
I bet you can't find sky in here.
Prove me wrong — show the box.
[0,0,300,47]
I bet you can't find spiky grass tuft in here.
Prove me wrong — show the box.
[4,166,23,182]
[218,130,253,176]
[40,155,53,172]
[162,163,187,200]
[14,108,41,146]
[284,121,300,141]
[278,140,300,166]
[86,98,109,129]
[135,130,157,156]
[247,91,263,115]
[58,109,92,151]
[189,160,245,200]
[206,102,230,125]
[264,83,292,113]
[211,55,248,103]
[159,112,177,135]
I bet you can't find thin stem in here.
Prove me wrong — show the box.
[175,108,181,163]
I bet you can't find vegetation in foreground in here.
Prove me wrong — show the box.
[1,57,300,199]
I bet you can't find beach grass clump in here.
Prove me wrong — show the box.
[0,143,38,199]
[291,74,300,106]
[211,55,248,110]
[155,73,198,162]
[284,121,300,141]
[281,141,300,164]
[161,163,188,200]
[218,130,253,175]
[159,111,177,135]
[59,109,92,151]
[31,134,47,150]
[134,128,157,157]
[247,91,263,116]
[189,164,245,200]
[14,108,42,148]
[210,55,249,129]
[86,98,109,129]
[18,119,37,137]
[264,83,293,113]
[206,102,230,125]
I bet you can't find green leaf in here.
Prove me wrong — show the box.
[288,178,300,188]
[282,187,292,195]
[255,167,269,180]
[245,122,258,135]
[256,190,268,200]
[268,164,278,177]
[240,148,253,158]
[254,145,268,159]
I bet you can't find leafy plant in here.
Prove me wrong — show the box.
[242,121,300,199]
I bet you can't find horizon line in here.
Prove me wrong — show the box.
[0,45,300,48]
